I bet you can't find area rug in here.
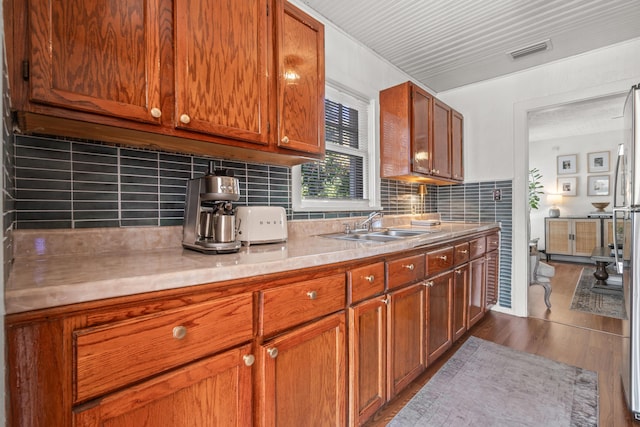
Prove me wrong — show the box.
[388,337,598,427]
[570,267,626,319]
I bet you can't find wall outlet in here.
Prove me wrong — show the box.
[492,189,502,201]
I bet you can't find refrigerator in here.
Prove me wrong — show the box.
[615,83,640,421]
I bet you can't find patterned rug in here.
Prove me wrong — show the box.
[570,267,626,319]
[388,337,598,427]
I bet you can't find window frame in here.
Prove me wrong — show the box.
[292,82,380,212]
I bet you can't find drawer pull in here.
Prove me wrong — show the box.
[438,255,448,261]
[460,249,468,254]
[281,136,290,144]
[179,113,191,124]
[364,275,375,283]
[307,290,317,300]
[172,326,187,340]
[403,263,415,271]
[425,281,434,287]
[267,347,279,359]
[381,296,390,305]
[150,107,162,118]
[455,269,463,275]
[243,354,255,367]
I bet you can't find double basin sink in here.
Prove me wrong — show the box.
[321,228,435,243]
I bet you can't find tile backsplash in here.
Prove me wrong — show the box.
[7,134,512,307]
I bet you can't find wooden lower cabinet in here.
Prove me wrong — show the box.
[74,343,254,426]
[349,296,387,426]
[452,264,469,341]
[387,283,426,398]
[425,272,453,364]
[486,250,499,307]
[258,312,347,427]
[468,256,486,329]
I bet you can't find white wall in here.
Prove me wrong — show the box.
[438,38,640,316]
[530,130,623,249]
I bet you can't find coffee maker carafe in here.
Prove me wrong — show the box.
[182,162,241,254]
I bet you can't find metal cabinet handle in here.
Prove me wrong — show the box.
[172,326,187,340]
[455,269,463,275]
[425,281,434,287]
[381,296,390,305]
[364,275,375,283]
[150,107,162,118]
[179,114,191,124]
[281,136,290,144]
[267,347,279,359]
[460,249,468,254]
[403,263,415,271]
[307,290,317,300]
[243,354,255,367]
[438,255,448,261]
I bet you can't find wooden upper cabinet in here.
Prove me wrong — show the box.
[412,85,433,175]
[10,0,325,165]
[174,0,269,144]
[432,98,452,179]
[276,1,325,154]
[380,81,432,179]
[380,81,463,184]
[451,109,464,181]
[27,0,163,124]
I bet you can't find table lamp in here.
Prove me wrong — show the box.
[547,194,562,217]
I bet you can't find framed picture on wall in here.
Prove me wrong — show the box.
[557,154,577,175]
[588,151,610,173]
[557,177,577,196]
[587,175,610,196]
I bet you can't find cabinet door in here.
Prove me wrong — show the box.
[486,250,499,307]
[425,272,453,365]
[452,264,468,341]
[174,0,270,144]
[411,85,432,175]
[468,256,486,329]
[387,283,426,398]
[74,343,253,426]
[573,218,601,256]
[451,109,464,181]
[545,218,571,255]
[276,1,325,154]
[259,312,346,427]
[431,98,452,179]
[349,297,387,426]
[27,0,163,124]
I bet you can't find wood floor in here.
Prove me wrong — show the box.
[365,262,639,427]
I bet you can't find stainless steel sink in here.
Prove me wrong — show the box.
[320,228,434,242]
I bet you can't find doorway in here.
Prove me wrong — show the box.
[525,92,627,333]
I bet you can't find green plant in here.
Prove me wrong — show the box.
[529,168,544,210]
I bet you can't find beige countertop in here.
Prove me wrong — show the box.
[5,219,499,315]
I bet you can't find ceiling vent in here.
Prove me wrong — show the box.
[508,39,552,60]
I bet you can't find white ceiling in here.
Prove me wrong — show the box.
[300,0,640,93]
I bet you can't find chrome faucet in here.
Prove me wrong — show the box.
[359,211,383,231]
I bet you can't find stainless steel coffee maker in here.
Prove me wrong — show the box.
[182,162,241,254]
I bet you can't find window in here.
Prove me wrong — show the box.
[292,83,378,211]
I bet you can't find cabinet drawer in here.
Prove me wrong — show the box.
[349,262,385,303]
[453,242,470,266]
[487,233,500,252]
[470,237,486,259]
[426,246,454,277]
[386,254,425,290]
[260,274,346,336]
[74,293,254,403]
